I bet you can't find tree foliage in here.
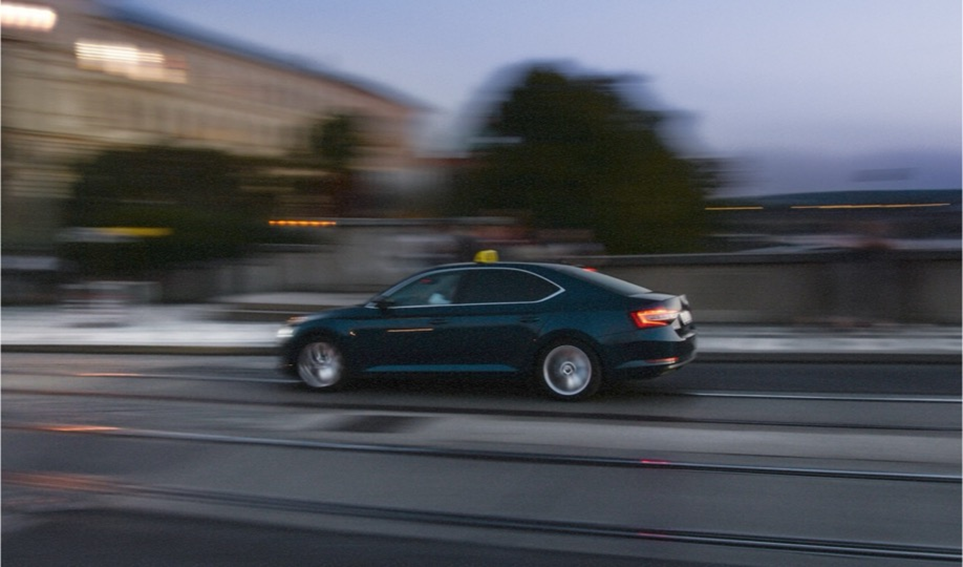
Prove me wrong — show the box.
[61,146,264,277]
[308,113,363,215]
[452,65,719,254]
[309,113,361,173]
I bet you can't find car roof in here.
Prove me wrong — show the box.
[418,261,654,295]
[419,260,584,276]
[428,260,579,270]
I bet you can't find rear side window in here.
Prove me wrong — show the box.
[455,269,561,304]
[555,265,652,295]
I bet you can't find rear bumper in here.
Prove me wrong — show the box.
[605,329,697,380]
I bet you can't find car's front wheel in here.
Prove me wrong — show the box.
[536,339,601,400]
[296,338,348,390]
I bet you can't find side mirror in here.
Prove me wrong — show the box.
[373,296,395,313]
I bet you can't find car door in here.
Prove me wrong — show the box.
[350,269,465,372]
[442,268,562,372]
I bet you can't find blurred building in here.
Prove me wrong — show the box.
[2,0,425,253]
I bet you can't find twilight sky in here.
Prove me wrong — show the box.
[117,0,961,195]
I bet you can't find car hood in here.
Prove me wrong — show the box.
[288,304,363,325]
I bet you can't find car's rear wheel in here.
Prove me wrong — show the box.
[296,339,347,390]
[536,339,601,400]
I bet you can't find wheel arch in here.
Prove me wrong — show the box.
[533,329,605,366]
[285,326,345,366]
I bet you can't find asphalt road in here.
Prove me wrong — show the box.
[3,508,716,567]
[3,354,960,567]
[3,352,961,395]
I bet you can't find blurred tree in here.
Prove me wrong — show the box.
[308,113,363,216]
[452,65,721,254]
[61,146,265,277]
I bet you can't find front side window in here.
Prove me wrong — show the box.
[386,270,462,307]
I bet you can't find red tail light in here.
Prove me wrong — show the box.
[631,307,680,328]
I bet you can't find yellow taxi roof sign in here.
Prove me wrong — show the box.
[473,249,499,263]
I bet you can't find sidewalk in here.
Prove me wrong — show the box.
[1,294,960,362]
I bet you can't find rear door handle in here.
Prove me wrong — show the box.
[520,316,540,323]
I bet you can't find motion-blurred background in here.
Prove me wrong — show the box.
[2,0,959,325]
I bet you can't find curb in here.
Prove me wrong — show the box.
[0,344,278,356]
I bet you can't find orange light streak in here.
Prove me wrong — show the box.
[269,220,338,227]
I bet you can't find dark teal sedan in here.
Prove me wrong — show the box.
[277,256,695,400]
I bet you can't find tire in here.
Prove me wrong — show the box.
[295,338,348,390]
[535,339,602,400]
